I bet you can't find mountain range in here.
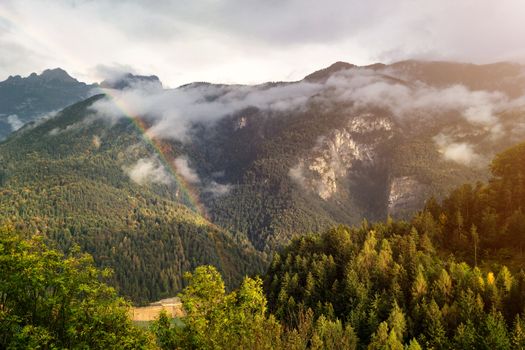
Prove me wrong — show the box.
[1,60,524,302]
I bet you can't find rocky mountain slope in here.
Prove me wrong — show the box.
[173,61,525,250]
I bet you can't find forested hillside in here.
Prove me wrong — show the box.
[0,229,156,349]
[0,95,266,303]
[264,225,524,349]
[150,143,525,349]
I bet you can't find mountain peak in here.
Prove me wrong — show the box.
[304,61,356,82]
[40,68,78,83]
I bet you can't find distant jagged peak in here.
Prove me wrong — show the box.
[3,67,79,84]
[389,58,521,68]
[364,62,387,70]
[100,72,163,90]
[5,74,22,82]
[383,59,525,79]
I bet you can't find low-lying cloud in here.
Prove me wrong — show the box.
[7,114,24,131]
[288,164,307,188]
[174,155,231,196]
[204,181,231,196]
[91,66,525,145]
[174,156,200,184]
[324,69,513,131]
[434,133,482,166]
[92,63,137,84]
[90,65,525,171]
[124,157,171,185]
[321,68,525,165]
[90,80,322,141]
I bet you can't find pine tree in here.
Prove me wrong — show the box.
[411,267,428,300]
[387,301,406,341]
[452,321,478,350]
[422,300,447,349]
[483,311,511,350]
[513,315,525,350]
[368,322,389,350]
[405,339,422,350]
[470,225,479,267]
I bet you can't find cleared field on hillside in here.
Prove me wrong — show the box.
[131,297,184,322]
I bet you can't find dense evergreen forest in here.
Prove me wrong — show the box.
[3,141,525,348]
[424,141,525,266]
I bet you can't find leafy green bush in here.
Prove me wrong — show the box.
[0,227,155,349]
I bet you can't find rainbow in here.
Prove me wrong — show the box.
[0,7,207,215]
[102,90,206,216]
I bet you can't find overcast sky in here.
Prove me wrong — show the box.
[1,0,524,87]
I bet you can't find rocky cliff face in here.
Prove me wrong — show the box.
[387,176,427,217]
[290,114,394,200]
